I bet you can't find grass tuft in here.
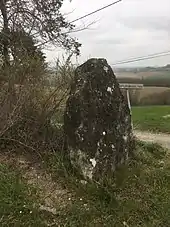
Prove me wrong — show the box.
[42,141,170,226]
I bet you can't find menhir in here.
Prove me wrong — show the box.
[64,58,133,181]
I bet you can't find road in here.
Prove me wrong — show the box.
[134,130,170,149]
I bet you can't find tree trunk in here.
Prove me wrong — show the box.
[0,0,10,71]
[0,0,16,106]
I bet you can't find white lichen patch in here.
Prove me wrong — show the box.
[159,160,164,166]
[125,116,129,123]
[80,180,87,185]
[111,144,115,149]
[125,151,129,160]
[90,158,97,168]
[107,87,112,93]
[70,149,94,180]
[104,66,109,72]
[123,135,128,142]
[123,221,129,227]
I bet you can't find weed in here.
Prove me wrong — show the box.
[42,141,170,227]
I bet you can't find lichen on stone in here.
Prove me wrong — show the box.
[64,58,133,181]
[90,158,97,168]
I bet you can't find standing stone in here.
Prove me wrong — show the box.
[64,58,133,181]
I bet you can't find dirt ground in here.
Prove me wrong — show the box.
[134,130,170,149]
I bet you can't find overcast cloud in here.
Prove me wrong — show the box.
[45,0,170,67]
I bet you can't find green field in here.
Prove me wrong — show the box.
[132,106,170,133]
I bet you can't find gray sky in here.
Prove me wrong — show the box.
[45,0,170,67]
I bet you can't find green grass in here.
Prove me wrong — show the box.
[44,141,170,227]
[1,137,170,226]
[132,105,170,133]
[0,164,54,227]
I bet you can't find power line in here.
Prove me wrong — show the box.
[36,0,122,48]
[70,0,122,23]
[33,0,122,41]
[112,50,170,64]
[0,1,122,48]
[111,51,170,65]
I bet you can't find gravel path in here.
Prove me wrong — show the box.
[134,130,170,149]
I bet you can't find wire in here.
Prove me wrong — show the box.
[0,1,122,48]
[112,50,170,64]
[111,51,170,65]
[35,0,122,48]
[70,0,122,23]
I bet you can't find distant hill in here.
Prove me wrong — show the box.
[114,64,170,73]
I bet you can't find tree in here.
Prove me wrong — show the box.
[0,0,81,70]
[0,29,47,83]
[0,0,10,69]
[9,29,46,64]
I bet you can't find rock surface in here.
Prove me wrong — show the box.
[64,58,133,180]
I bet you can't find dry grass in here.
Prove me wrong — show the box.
[117,70,170,89]
[132,87,170,103]
[115,72,143,78]
[138,87,170,97]
[124,87,170,106]
[0,57,72,155]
